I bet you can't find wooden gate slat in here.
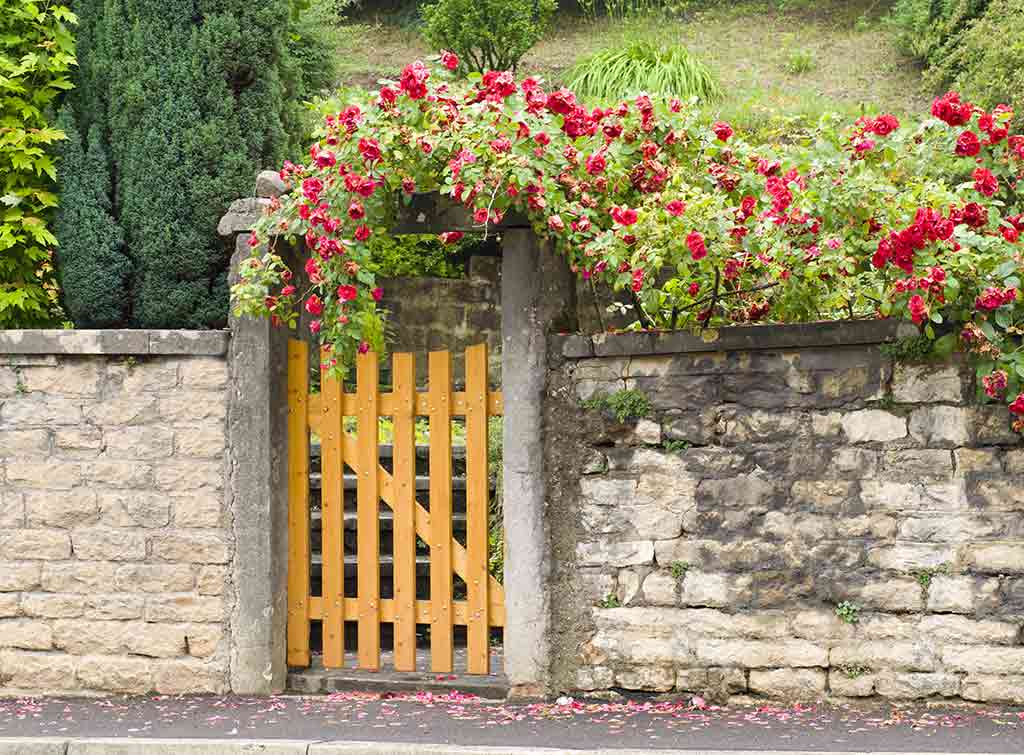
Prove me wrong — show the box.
[464,344,491,674]
[287,340,311,668]
[356,350,381,670]
[391,352,418,672]
[320,348,346,668]
[308,596,505,626]
[428,350,454,673]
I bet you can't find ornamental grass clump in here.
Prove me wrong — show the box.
[233,54,1024,429]
[568,39,722,105]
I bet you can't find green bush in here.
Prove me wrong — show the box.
[421,0,556,72]
[367,235,466,279]
[568,39,722,105]
[59,0,320,329]
[0,1,76,328]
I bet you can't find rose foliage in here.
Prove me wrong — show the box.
[233,59,1024,424]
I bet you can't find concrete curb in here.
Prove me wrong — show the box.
[0,740,1012,755]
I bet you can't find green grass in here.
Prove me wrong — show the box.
[568,38,722,104]
[331,0,929,129]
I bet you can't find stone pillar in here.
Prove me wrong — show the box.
[500,229,576,697]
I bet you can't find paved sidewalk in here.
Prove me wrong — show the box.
[0,693,1022,754]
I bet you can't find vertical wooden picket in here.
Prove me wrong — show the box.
[287,341,311,668]
[464,344,491,674]
[356,350,381,670]
[391,353,418,672]
[321,349,346,668]
[428,350,454,673]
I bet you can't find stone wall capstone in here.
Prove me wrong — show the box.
[545,321,1024,704]
[0,330,233,695]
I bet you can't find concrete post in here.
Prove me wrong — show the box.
[226,238,292,694]
[500,229,576,698]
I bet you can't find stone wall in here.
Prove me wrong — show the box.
[0,331,233,695]
[544,322,1024,704]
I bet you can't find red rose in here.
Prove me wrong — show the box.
[304,295,323,316]
[441,50,459,70]
[973,167,999,197]
[371,287,383,302]
[354,225,371,241]
[358,137,381,163]
[932,92,973,126]
[1011,394,1024,416]
[908,294,928,324]
[686,231,707,261]
[402,178,416,195]
[955,130,981,157]
[337,285,358,302]
[547,215,565,232]
[870,114,900,136]
[611,206,638,226]
[348,201,365,221]
[439,231,464,245]
[399,61,430,99]
[585,152,607,176]
[712,121,733,142]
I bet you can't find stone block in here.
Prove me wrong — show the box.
[857,614,918,640]
[577,540,654,568]
[681,571,751,609]
[616,568,642,605]
[110,360,179,392]
[72,528,147,561]
[183,624,223,657]
[0,650,77,691]
[867,543,956,571]
[828,447,878,476]
[196,565,227,595]
[115,564,195,592]
[1003,449,1024,474]
[84,395,158,426]
[84,594,144,621]
[695,638,827,668]
[874,672,960,699]
[19,593,83,619]
[628,418,662,445]
[0,429,50,457]
[0,619,53,650]
[0,530,70,560]
[642,571,678,606]
[98,492,171,528]
[24,490,99,528]
[614,666,675,692]
[859,480,966,512]
[927,575,976,613]
[749,668,826,699]
[841,410,907,443]
[897,515,999,542]
[588,608,693,665]
[961,675,1024,704]
[77,655,152,694]
[881,449,953,477]
[174,423,226,459]
[857,578,923,612]
[145,595,225,624]
[41,562,119,593]
[159,392,229,424]
[908,406,970,447]
[575,666,614,691]
[829,671,875,697]
[892,363,964,404]
[942,645,1024,674]
[179,357,229,389]
[0,562,41,591]
[719,410,802,445]
[153,658,228,694]
[1,396,83,426]
[954,448,1001,475]
[0,593,18,617]
[972,480,1024,511]
[830,641,937,672]
[171,494,224,528]
[579,463,695,542]
[82,460,155,488]
[919,615,1018,644]
[152,532,230,564]
[53,427,104,458]
[104,426,175,459]
[154,461,225,491]
[52,619,127,654]
[790,480,855,512]
[578,570,615,604]
[123,623,188,657]
[968,543,1024,573]
[7,461,81,489]
[790,610,856,641]
[968,406,1018,445]
[0,490,24,528]
[148,330,229,357]
[698,473,775,510]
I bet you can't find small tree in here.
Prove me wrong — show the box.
[422,0,556,72]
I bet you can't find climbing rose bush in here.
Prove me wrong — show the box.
[232,57,1024,424]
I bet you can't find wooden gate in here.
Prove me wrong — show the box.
[286,340,505,675]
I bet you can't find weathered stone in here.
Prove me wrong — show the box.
[123,623,189,657]
[0,530,70,560]
[76,655,152,694]
[110,360,179,392]
[154,461,225,491]
[21,361,102,396]
[696,639,827,668]
[954,448,1001,475]
[942,645,1024,674]
[52,619,126,654]
[719,410,802,445]
[1003,449,1024,474]
[171,494,223,528]
[217,196,271,235]
[580,450,608,475]
[763,512,834,541]
[0,650,77,691]
[968,543,1024,573]
[115,564,195,593]
[749,668,825,699]
[615,666,675,692]
[841,410,907,443]
[84,594,144,620]
[174,423,226,459]
[642,571,677,606]
[153,658,228,694]
[0,561,41,591]
[881,449,953,477]
[828,447,878,476]
[146,595,224,623]
[698,472,775,510]
[857,614,918,640]
[859,480,967,512]
[0,490,24,528]
[179,357,229,389]
[616,569,642,605]
[151,532,230,564]
[857,579,923,612]
[7,461,80,489]
[897,515,999,542]
[575,666,614,691]
[104,426,175,460]
[892,363,964,404]
[867,543,956,570]
[0,619,53,649]
[1,396,83,426]
[829,671,875,697]
[790,610,856,641]
[53,427,103,458]
[41,562,119,593]
[255,169,287,198]
[195,565,227,595]
[830,641,937,672]
[577,540,654,568]
[919,615,1018,644]
[627,418,662,445]
[0,429,50,457]
[0,593,19,617]
[589,608,693,665]
[680,571,751,609]
[961,674,1024,704]
[973,480,1024,511]
[874,672,959,699]
[927,575,975,613]
[84,395,158,426]
[98,492,171,528]
[790,480,855,512]
[24,490,99,528]
[908,406,970,447]
[72,528,147,561]
[968,405,1018,445]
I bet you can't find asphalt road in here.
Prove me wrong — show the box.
[1,693,1023,752]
